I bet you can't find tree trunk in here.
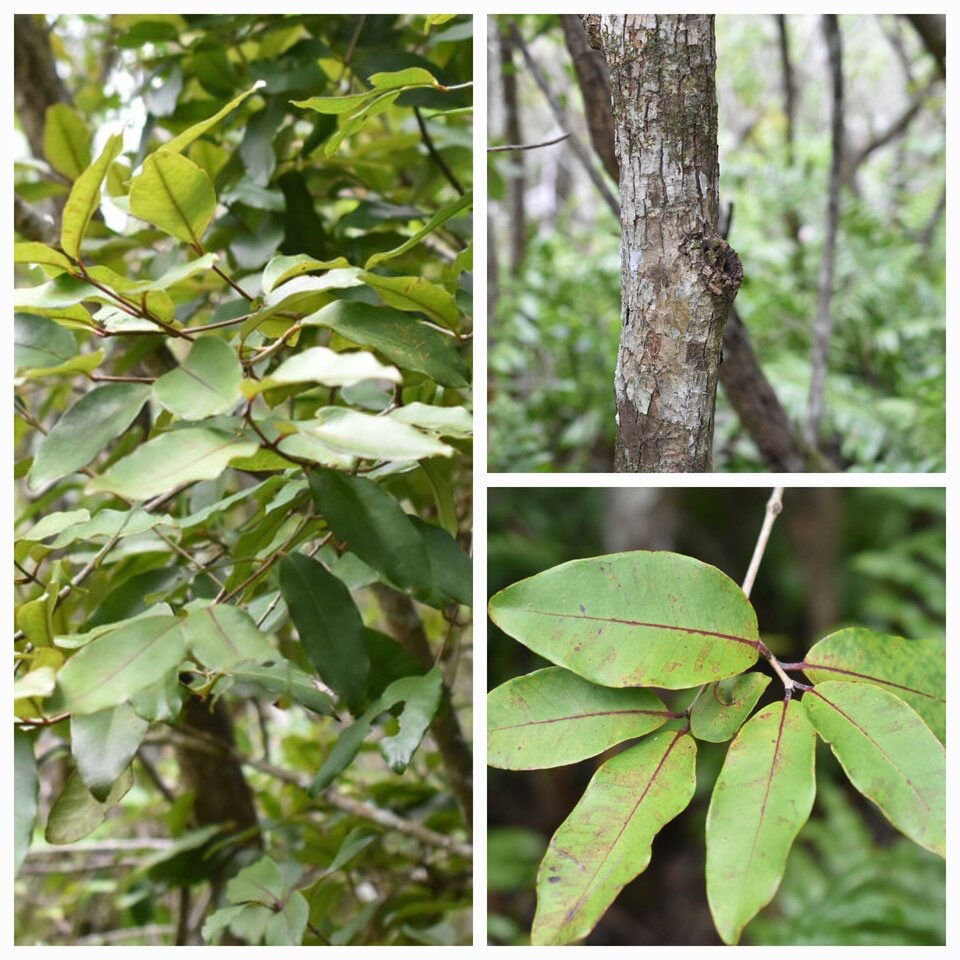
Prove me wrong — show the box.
[586,15,742,472]
[499,28,526,276]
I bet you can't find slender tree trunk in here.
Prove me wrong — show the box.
[805,15,844,449]
[585,15,742,472]
[776,15,796,166]
[499,28,526,276]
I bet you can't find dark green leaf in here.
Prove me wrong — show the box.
[71,703,149,801]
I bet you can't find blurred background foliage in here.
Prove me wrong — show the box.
[488,15,944,472]
[487,487,945,944]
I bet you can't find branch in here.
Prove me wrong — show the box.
[14,195,56,243]
[415,107,465,195]
[487,133,570,153]
[742,487,785,600]
[507,19,620,219]
[805,16,844,449]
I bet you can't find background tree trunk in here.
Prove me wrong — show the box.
[586,15,742,472]
[499,28,527,276]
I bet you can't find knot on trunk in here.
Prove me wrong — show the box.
[682,232,743,303]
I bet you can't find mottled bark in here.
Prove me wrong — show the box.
[589,15,741,472]
[14,15,67,160]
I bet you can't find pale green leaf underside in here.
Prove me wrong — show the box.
[28,383,151,490]
[532,728,696,945]
[88,428,258,501]
[71,704,149,801]
[55,616,187,715]
[802,628,945,742]
[14,730,38,874]
[487,666,671,769]
[690,672,771,742]
[303,408,453,461]
[803,680,945,858]
[129,151,216,245]
[488,551,760,690]
[153,336,243,419]
[705,700,816,945]
[243,346,401,396]
[45,767,134,844]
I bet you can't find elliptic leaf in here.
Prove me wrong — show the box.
[261,254,350,294]
[360,270,462,331]
[304,408,454,461]
[803,681,945,858]
[532,728,697,945]
[410,517,472,607]
[87,428,258,500]
[304,300,469,387]
[488,552,760,690]
[228,660,335,716]
[690,672,772,743]
[802,628,945,742]
[15,314,78,372]
[278,553,368,712]
[369,67,441,90]
[60,134,123,260]
[705,700,816,945]
[379,666,443,773]
[488,666,672,769]
[308,469,430,591]
[162,80,266,154]
[365,190,473,269]
[14,242,73,273]
[153,337,243,419]
[55,616,187,715]
[28,383,151,490]
[71,703,149,801]
[243,346,401,396]
[390,403,472,438]
[45,767,135,844]
[129,151,216,245]
[44,104,92,180]
[14,729,39,875]
[183,604,277,671]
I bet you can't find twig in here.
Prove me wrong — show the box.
[741,487,785,600]
[487,132,571,153]
[508,20,620,218]
[415,107,465,195]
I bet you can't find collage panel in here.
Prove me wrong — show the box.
[14,12,473,946]
[487,14,945,474]
[487,486,945,946]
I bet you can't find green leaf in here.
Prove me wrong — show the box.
[325,826,378,874]
[15,314,79,372]
[227,660,336,716]
[28,383,151,490]
[43,104,92,180]
[311,668,440,791]
[488,666,671,769]
[802,628,945,742]
[803,681,945,858]
[60,134,123,260]
[690,672,771,742]
[365,190,473,269]
[162,80,266,154]
[54,616,187,715]
[379,666,443,772]
[304,301,469,388]
[308,469,429,592]
[360,271,462,332]
[390,403,472,438]
[278,553,368,712]
[411,517,472,607]
[129,151,216,246]
[87,428,259,501]
[369,67,442,90]
[71,703,150,801]
[266,892,309,946]
[20,509,91,542]
[183,604,277,671]
[705,700,816,945]
[14,729,39,875]
[261,254,351,294]
[488,551,760,690]
[14,241,73,273]
[291,91,377,115]
[45,767,135,844]
[243,346,401,397]
[14,666,58,700]
[302,408,454,461]
[532,728,697,945]
[153,337,243,419]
